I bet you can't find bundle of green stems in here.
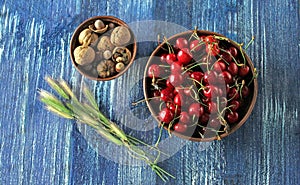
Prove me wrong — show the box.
[39,76,174,182]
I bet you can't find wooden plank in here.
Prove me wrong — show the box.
[0,0,299,184]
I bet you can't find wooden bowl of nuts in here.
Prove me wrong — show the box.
[143,30,258,142]
[70,16,137,81]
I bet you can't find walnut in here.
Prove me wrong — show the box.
[78,29,98,46]
[110,26,131,46]
[74,46,95,65]
[97,36,115,51]
[96,60,116,78]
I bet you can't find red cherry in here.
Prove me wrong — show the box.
[206,44,220,56]
[148,64,162,78]
[170,62,183,74]
[239,65,250,77]
[160,88,174,102]
[204,71,218,84]
[173,122,187,133]
[160,54,167,63]
[177,48,192,65]
[226,111,239,124]
[183,88,192,97]
[189,40,203,52]
[220,52,232,63]
[204,35,217,43]
[208,118,222,129]
[228,47,238,57]
[228,87,240,100]
[190,71,204,83]
[226,84,231,94]
[241,85,250,97]
[166,53,177,65]
[229,100,240,111]
[174,93,184,107]
[200,113,210,124]
[179,111,191,124]
[188,103,204,117]
[202,96,210,104]
[150,90,161,104]
[175,37,188,49]
[168,103,181,115]
[174,88,184,95]
[158,108,174,123]
[228,62,238,76]
[203,85,219,99]
[213,61,226,73]
[169,74,183,87]
[166,79,175,90]
[220,71,233,84]
[207,101,218,114]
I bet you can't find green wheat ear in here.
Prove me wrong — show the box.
[38,76,175,182]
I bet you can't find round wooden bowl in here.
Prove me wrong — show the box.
[143,30,258,142]
[70,16,137,81]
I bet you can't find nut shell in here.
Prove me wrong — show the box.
[74,46,95,65]
[112,47,132,64]
[110,26,131,46]
[94,19,105,30]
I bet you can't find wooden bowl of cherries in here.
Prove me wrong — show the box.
[143,30,258,142]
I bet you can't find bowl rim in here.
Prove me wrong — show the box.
[70,15,137,81]
[143,30,258,142]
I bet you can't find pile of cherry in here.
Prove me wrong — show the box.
[146,32,255,139]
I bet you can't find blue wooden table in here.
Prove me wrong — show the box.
[0,0,299,184]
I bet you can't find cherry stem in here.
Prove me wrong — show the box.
[244,36,255,50]
[218,48,243,67]
[163,36,174,54]
[159,65,171,68]
[213,35,229,42]
[182,62,206,74]
[132,97,159,106]
[247,68,258,86]
[189,26,199,41]
[190,42,205,52]
[189,77,205,91]
[239,44,247,65]
[159,101,165,111]
[155,123,164,147]
[238,80,245,99]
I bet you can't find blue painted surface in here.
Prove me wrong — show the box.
[0,0,299,184]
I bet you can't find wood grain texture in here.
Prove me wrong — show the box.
[0,0,299,185]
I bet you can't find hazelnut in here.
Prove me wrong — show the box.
[103,50,112,59]
[78,29,98,46]
[115,62,125,72]
[110,26,131,46]
[108,23,115,29]
[74,46,95,65]
[94,19,105,30]
[96,60,116,78]
[97,36,115,51]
